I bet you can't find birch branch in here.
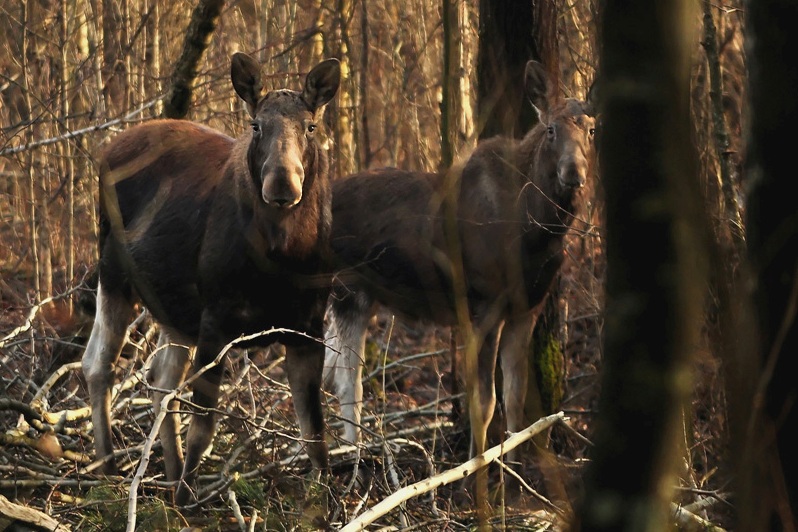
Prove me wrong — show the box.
[339,411,566,532]
[0,98,160,157]
[671,501,728,532]
[0,294,59,351]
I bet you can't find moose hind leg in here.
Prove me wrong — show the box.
[323,290,372,445]
[288,342,330,470]
[81,280,134,475]
[147,328,192,483]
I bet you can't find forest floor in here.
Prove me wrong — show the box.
[0,237,735,531]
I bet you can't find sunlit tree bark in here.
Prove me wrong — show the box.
[102,0,127,111]
[440,0,459,170]
[333,0,357,176]
[144,2,161,114]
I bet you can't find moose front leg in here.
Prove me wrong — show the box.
[174,326,226,508]
[286,341,330,471]
[465,322,504,525]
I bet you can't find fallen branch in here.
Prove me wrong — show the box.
[0,294,60,352]
[339,411,566,532]
[31,361,82,411]
[671,501,727,532]
[0,398,45,428]
[0,493,71,531]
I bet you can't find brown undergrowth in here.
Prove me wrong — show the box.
[0,240,732,530]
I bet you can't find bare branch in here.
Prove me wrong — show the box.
[0,98,160,157]
[339,412,566,531]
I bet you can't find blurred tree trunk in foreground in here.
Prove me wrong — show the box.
[733,0,798,528]
[572,0,707,529]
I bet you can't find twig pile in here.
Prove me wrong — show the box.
[1,306,572,531]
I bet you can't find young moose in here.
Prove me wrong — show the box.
[325,60,596,463]
[82,53,340,507]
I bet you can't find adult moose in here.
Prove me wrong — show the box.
[324,60,596,465]
[82,53,340,507]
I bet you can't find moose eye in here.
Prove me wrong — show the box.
[307,123,317,134]
[589,127,596,138]
[546,125,555,139]
[251,122,260,133]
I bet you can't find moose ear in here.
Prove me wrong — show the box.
[302,58,341,111]
[231,52,262,117]
[585,76,600,117]
[524,60,551,119]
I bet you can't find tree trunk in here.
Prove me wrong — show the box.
[440,0,458,170]
[476,0,538,140]
[525,0,561,426]
[735,0,798,527]
[163,0,226,119]
[144,1,160,115]
[334,0,357,176]
[102,0,126,112]
[471,1,545,526]
[60,0,74,308]
[475,0,566,462]
[573,0,706,529]
[359,0,371,168]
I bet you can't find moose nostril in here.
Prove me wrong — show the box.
[559,163,586,188]
[559,153,589,188]
[263,192,300,208]
[271,197,291,207]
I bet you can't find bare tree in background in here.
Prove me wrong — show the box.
[476,0,540,140]
[440,0,458,170]
[102,0,128,111]
[163,0,226,119]
[572,0,708,529]
[358,0,372,169]
[440,0,473,172]
[333,0,357,177]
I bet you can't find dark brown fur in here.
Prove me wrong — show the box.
[324,61,597,469]
[82,54,340,508]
